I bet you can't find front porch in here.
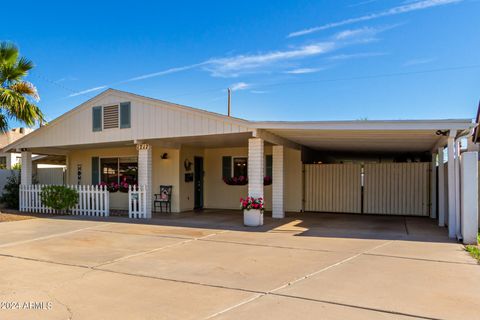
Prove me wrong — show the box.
[18,132,294,220]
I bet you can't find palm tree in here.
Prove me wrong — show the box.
[0,42,44,132]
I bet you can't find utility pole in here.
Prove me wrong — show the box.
[227,88,231,117]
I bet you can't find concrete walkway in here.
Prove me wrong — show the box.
[0,211,478,319]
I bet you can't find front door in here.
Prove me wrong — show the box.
[194,157,204,209]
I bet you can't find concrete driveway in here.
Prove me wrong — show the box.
[0,211,478,320]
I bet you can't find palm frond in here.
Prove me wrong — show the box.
[0,42,19,66]
[0,113,8,133]
[0,65,28,84]
[0,88,45,126]
[9,81,39,101]
[15,57,34,74]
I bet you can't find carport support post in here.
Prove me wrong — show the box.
[137,143,152,218]
[20,150,32,185]
[272,145,285,218]
[430,153,437,219]
[460,151,478,244]
[248,138,264,201]
[447,132,457,239]
[438,147,445,227]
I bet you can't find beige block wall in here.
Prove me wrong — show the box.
[203,146,303,212]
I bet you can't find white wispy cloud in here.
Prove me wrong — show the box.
[69,86,107,97]
[288,0,463,38]
[230,82,250,91]
[347,0,382,8]
[205,42,335,77]
[68,23,395,97]
[124,63,205,82]
[285,67,324,74]
[333,24,400,40]
[328,52,388,60]
[403,57,436,66]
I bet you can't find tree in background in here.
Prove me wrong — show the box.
[0,42,44,132]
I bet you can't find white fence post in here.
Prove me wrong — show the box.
[128,185,148,219]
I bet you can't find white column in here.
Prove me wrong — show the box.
[137,144,152,218]
[447,134,456,238]
[455,139,461,238]
[430,153,437,219]
[248,138,264,199]
[272,145,285,218]
[20,151,32,185]
[438,147,445,227]
[460,152,478,244]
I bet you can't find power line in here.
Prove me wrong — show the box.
[160,64,480,100]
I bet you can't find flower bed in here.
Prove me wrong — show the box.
[223,176,272,186]
[99,181,136,193]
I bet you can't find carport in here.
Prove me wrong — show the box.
[253,119,478,243]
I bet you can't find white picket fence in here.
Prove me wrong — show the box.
[19,184,110,217]
[128,185,148,219]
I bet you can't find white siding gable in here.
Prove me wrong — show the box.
[10,90,253,149]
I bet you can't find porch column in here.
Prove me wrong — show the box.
[272,145,285,218]
[460,151,479,244]
[447,133,456,238]
[438,147,445,227]
[20,150,32,185]
[137,143,152,218]
[430,152,437,219]
[248,138,264,200]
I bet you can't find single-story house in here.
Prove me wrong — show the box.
[4,89,478,244]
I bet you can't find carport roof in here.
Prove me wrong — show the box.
[253,119,475,153]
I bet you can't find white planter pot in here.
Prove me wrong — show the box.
[243,209,264,227]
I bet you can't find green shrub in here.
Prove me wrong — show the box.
[41,186,79,214]
[0,172,21,209]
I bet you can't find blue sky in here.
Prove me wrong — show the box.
[2,0,479,123]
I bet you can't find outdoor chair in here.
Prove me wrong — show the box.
[154,185,173,213]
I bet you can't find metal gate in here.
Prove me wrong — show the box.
[304,162,431,216]
[363,163,430,216]
[304,164,362,213]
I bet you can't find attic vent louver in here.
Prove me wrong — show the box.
[103,105,119,129]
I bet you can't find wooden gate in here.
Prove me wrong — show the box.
[304,162,431,216]
[304,164,362,213]
[363,163,430,216]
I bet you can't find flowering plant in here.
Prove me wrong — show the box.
[99,181,119,193]
[223,176,272,186]
[223,175,247,185]
[240,196,264,211]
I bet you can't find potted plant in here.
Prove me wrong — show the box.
[240,196,264,226]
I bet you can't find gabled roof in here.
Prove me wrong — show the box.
[4,88,254,152]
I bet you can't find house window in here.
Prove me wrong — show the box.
[233,157,248,178]
[92,102,131,132]
[100,157,138,185]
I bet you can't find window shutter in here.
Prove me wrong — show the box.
[92,157,100,185]
[222,156,232,178]
[266,155,273,177]
[120,102,131,128]
[92,107,102,132]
